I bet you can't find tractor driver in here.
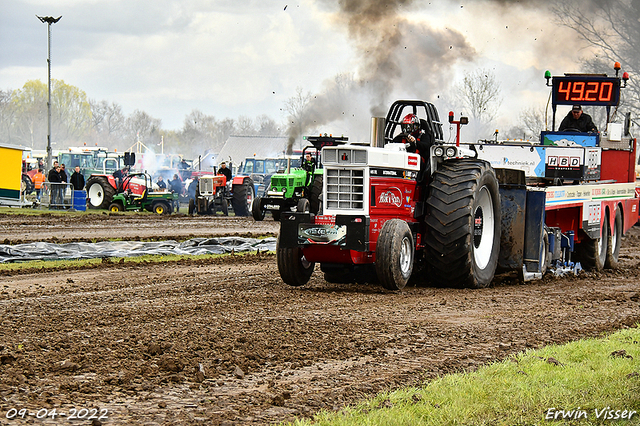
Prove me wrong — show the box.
[559,105,598,133]
[217,162,232,183]
[302,152,316,188]
[393,113,435,180]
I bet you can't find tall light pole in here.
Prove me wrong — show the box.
[36,15,62,172]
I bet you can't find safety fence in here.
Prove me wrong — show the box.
[33,183,87,210]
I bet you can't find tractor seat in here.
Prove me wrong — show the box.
[132,189,147,203]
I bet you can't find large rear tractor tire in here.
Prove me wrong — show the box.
[276,235,314,286]
[424,159,501,289]
[252,196,265,221]
[22,175,34,195]
[309,174,323,214]
[605,208,623,269]
[86,176,116,209]
[231,178,255,216]
[375,219,414,291]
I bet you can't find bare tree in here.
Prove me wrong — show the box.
[90,99,126,148]
[125,110,162,150]
[0,89,16,143]
[455,68,503,123]
[256,114,282,136]
[519,105,547,141]
[553,0,640,118]
[283,87,313,151]
[454,68,503,140]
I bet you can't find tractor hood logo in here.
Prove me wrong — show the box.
[378,188,402,207]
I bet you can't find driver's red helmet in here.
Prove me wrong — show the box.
[401,113,420,134]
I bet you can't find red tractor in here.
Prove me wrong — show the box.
[277,64,639,291]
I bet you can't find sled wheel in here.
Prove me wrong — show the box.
[575,219,608,271]
[375,219,414,291]
[309,174,323,214]
[252,196,265,221]
[86,176,116,209]
[605,208,623,269]
[297,198,310,213]
[108,201,124,212]
[231,178,255,216]
[425,159,501,288]
[276,235,314,286]
[540,228,550,276]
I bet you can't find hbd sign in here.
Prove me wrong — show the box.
[547,156,581,169]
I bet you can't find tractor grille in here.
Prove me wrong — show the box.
[326,168,364,210]
[270,176,293,189]
[199,178,215,195]
[323,148,367,165]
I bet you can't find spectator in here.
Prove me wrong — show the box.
[47,163,62,208]
[217,161,232,182]
[188,177,198,202]
[32,168,46,202]
[168,174,183,213]
[70,166,85,191]
[156,175,167,191]
[59,164,69,183]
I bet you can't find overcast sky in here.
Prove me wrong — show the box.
[1,0,595,139]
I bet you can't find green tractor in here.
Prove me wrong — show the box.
[108,172,178,214]
[252,135,347,221]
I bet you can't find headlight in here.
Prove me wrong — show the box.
[434,147,444,157]
[445,147,457,157]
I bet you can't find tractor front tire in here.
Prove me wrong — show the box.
[188,199,196,215]
[252,196,265,221]
[108,201,124,212]
[375,219,414,291]
[86,176,116,209]
[425,159,501,289]
[231,178,255,216]
[297,198,310,213]
[309,174,323,214]
[277,235,314,286]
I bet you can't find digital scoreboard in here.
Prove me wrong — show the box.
[552,76,620,107]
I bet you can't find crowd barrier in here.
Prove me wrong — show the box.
[39,183,87,210]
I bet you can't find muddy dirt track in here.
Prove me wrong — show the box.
[0,213,639,425]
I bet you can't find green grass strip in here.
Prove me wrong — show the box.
[0,251,271,272]
[288,326,640,426]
